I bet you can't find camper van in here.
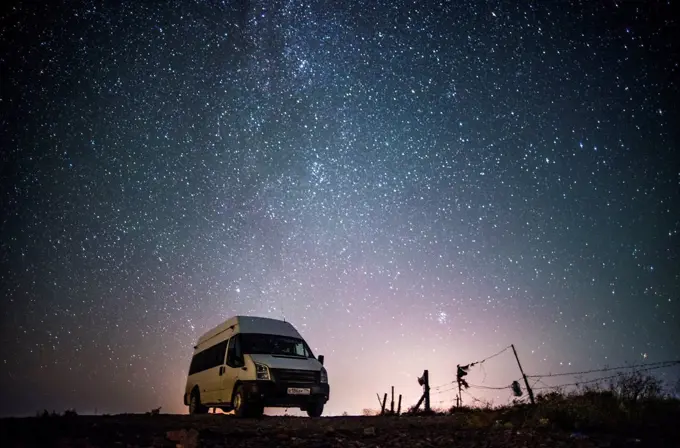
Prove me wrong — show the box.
[183,315,329,417]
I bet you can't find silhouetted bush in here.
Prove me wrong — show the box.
[35,409,79,418]
[429,370,680,437]
[407,405,444,416]
[513,371,677,435]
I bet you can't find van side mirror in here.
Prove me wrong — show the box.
[318,355,324,365]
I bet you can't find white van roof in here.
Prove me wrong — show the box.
[196,315,303,347]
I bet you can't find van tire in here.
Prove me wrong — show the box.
[232,385,248,417]
[232,385,264,418]
[306,400,324,418]
[189,389,208,415]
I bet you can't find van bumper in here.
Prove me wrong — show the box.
[240,381,330,407]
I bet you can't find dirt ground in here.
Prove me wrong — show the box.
[0,413,674,448]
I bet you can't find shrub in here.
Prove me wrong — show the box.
[608,370,665,403]
[523,371,679,434]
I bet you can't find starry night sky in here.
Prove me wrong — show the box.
[1,0,679,417]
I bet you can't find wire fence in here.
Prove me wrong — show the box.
[389,350,680,412]
[468,380,521,391]
[531,362,680,391]
[442,352,680,408]
[431,381,455,391]
[474,345,513,364]
[527,360,680,379]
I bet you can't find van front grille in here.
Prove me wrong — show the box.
[271,368,319,384]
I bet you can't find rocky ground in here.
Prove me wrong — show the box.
[0,413,674,448]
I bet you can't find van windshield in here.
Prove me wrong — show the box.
[240,333,315,358]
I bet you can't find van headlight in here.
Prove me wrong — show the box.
[320,367,328,383]
[254,362,271,380]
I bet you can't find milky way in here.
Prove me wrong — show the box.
[1,0,678,416]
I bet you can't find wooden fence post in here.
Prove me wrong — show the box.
[412,369,431,413]
[424,369,431,412]
[391,386,395,414]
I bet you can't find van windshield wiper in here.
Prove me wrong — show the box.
[271,354,307,359]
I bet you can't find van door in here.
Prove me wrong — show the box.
[221,334,245,404]
[201,340,228,404]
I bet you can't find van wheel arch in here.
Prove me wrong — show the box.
[191,385,201,403]
[189,387,208,414]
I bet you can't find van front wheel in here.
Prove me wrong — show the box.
[306,400,324,418]
[189,390,208,415]
[233,385,263,418]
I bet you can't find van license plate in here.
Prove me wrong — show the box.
[287,387,311,395]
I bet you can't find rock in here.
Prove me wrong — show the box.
[165,429,187,442]
[325,426,336,435]
[151,435,173,447]
[166,430,185,442]
[185,429,200,447]
[166,429,199,448]
[363,427,376,437]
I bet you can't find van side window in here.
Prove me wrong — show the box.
[226,334,244,367]
[188,352,203,375]
[188,340,228,375]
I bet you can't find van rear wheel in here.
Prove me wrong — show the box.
[189,390,208,415]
